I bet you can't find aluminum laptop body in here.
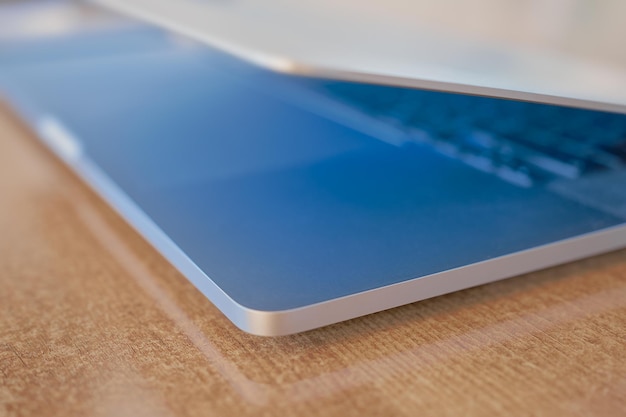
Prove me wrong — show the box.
[0,1,625,335]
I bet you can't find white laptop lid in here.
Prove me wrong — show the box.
[91,0,626,113]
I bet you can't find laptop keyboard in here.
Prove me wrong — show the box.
[318,82,626,187]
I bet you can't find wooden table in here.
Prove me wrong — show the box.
[0,102,625,417]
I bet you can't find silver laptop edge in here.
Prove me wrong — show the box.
[91,0,626,114]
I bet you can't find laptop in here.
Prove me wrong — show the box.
[1,0,625,335]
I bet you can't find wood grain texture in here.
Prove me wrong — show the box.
[0,103,625,417]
